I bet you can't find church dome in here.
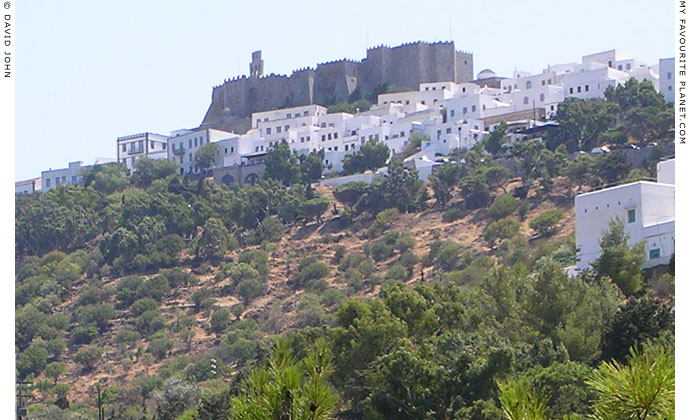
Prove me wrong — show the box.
[477,69,496,79]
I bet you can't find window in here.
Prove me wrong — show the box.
[446,128,452,134]
[163,143,167,150]
[287,113,291,119]
[668,72,672,80]
[46,179,51,188]
[541,80,545,86]
[569,87,573,94]
[71,176,77,184]
[463,107,467,114]
[577,86,582,93]
[334,132,338,139]
[150,141,155,149]
[626,63,631,70]
[327,133,332,140]
[256,119,260,126]
[400,131,405,137]
[450,109,455,117]
[471,105,476,112]
[585,85,589,92]
[194,138,198,147]
[548,79,552,84]
[523,97,529,105]
[62,176,66,183]
[526,81,532,89]
[304,111,308,116]
[321,135,326,141]
[189,139,192,148]
[285,125,289,131]
[122,144,126,152]
[628,209,636,223]
[539,93,545,102]
[224,148,227,154]
[276,126,282,133]
[669,86,673,91]
[650,249,661,259]
[618,65,623,70]
[266,127,271,134]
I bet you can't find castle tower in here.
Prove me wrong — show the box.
[250,51,264,78]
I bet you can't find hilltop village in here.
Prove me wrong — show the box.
[15,40,677,419]
[17,41,676,274]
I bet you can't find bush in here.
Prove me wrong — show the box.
[518,201,530,220]
[130,298,159,317]
[442,208,463,223]
[69,326,99,345]
[386,264,409,282]
[333,245,346,263]
[210,309,230,334]
[292,258,330,289]
[236,279,263,304]
[148,337,175,360]
[74,346,102,371]
[135,310,167,336]
[489,194,517,219]
[530,209,564,236]
[484,218,521,247]
[115,327,142,344]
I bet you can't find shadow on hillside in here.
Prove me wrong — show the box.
[293,223,320,240]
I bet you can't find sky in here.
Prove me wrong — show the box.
[15,0,674,180]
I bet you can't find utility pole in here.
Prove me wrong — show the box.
[97,384,104,420]
[16,381,32,420]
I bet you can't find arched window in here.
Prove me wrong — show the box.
[523,96,529,105]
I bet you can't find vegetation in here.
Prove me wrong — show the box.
[14,85,675,418]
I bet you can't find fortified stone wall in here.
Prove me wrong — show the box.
[201,41,474,134]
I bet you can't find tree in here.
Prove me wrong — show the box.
[459,171,491,210]
[429,163,462,207]
[74,346,102,371]
[132,158,179,187]
[498,376,550,420]
[489,194,517,219]
[198,217,229,259]
[596,151,632,185]
[194,143,221,174]
[601,297,673,362]
[484,122,508,157]
[301,197,330,224]
[299,149,326,183]
[551,97,616,151]
[565,153,595,193]
[591,218,645,296]
[231,338,338,420]
[343,141,390,174]
[45,361,67,384]
[380,159,426,213]
[82,162,130,194]
[264,143,301,186]
[484,165,512,194]
[484,218,520,247]
[154,378,201,420]
[333,182,369,210]
[529,209,564,236]
[587,341,674,420]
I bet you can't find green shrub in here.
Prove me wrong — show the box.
[74,346,102,371]
[236,279,263,304]
[530,209,564,236]
[442,208,463,223]
[484,218,521,247]
[489,194,518,219]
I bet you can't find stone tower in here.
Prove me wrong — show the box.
[250,51,264,78]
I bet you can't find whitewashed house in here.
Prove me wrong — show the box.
[659,58,675,103]
[15,178,41,195]
[574,159,675,271]
[117,132,169,172]
[40,158,116,192]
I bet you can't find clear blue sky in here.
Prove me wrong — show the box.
[15,0,673,180]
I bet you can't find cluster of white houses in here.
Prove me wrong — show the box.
[17,49,675,271]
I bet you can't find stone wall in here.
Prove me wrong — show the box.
[200,41,474,134]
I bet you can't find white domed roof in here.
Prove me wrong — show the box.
[477,69,496,79]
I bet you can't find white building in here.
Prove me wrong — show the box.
[117,133,169,172]
[40,158,115,192]
[574,159,675,271]
[657,157,675,185]
[15,178,41,195]
[167,128,238,174]
[659,58,675,103]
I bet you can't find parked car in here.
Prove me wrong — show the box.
[625,144,640,150]
[590,146,611,155]
[646,142,658,148]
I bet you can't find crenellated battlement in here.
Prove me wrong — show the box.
[201,40,474,133]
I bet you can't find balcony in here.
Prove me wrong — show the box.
[172,146,186,156]
[128,147,144,154]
